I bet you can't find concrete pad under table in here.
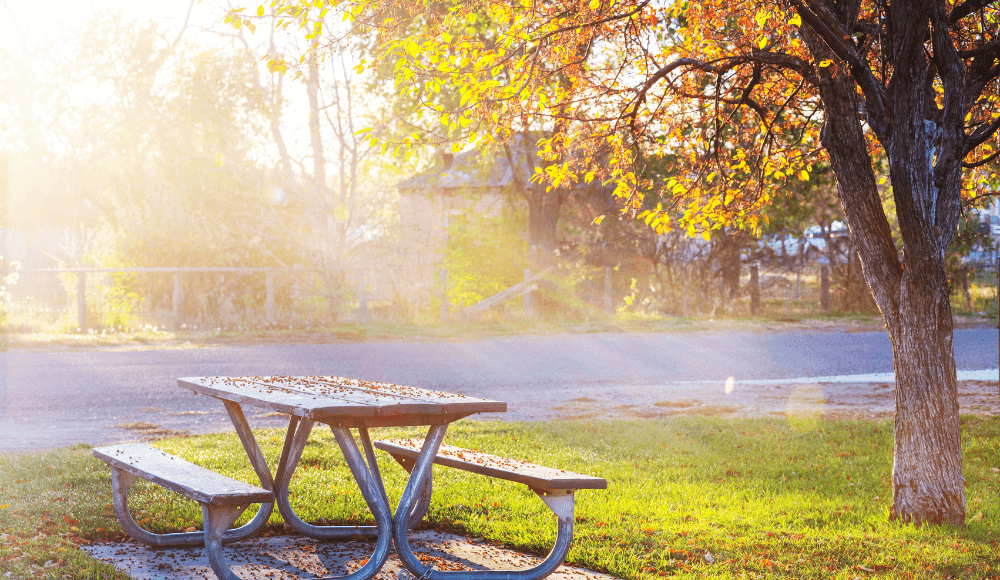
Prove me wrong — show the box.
[83,530,617,580]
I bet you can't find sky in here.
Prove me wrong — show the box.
[0,0,340,166]
[1,0,226,46]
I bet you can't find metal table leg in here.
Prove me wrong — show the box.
[392,424,576,580]
[273,418,380,539]
[218,417,393,580]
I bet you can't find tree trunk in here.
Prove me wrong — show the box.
[306,62,326,202]
[807,21,965,525]
[526,188,561,265]
[887,264,964,526]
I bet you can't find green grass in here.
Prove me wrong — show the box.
[0,315,902,351]
[2,417,1000,579]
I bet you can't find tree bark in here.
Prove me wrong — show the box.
[888,261,963,526]
[803,2,965,525]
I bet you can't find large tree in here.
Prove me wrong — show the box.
[258,0,1000,524]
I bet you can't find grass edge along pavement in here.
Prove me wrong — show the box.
[0,313,900,351]
[0,417,999,579]
[3,309,996,351]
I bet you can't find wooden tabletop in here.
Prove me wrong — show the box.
[178,376,507,427]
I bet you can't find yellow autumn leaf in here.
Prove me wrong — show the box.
[819,59,834,68]
[257,5,264,17]
[590,0,600,8]
[798,170,810,181]
[789,13,802,26]
[702,230,711,241]
[593,214,605,225]
[758,36,767,49]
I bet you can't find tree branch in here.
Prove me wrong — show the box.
[788,0,893,141]
[957,37,1000,59]
[962,148,1000,168]
[628,57,704,132]
[735,61,769,124]
[531,0,651,43]
[965,112,1000,155]
[949,0,1000,25]
[749,51,820,85]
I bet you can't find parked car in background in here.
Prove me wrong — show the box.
[758,222,851,265]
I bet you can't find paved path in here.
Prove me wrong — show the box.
[1,328,997,453]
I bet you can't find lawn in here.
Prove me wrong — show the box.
[1,416,999,579]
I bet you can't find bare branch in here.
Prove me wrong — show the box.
[949,0,1000,25]
[531,0,651,43]
[788,0,893,141]
[965,112,1000,154]
[957,37,1000,59]
[628,58,705,133]
[962,148,1000,168]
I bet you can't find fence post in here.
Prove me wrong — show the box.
[795,263,802,301]
[750,263,760,315]
[439,268,449,322]
[358,277,369,322]
[265,272,276,326]
[76,272,87,332]
[172,272,184,330]
[821,264,831,312]
[682,274,690,317]
[604,266,613,314]
[523,268,533,317]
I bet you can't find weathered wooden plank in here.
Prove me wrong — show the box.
[178,377,380,419]
[462,267,553,317]
[374,440,607,491]
[179,376,506,419]
[252,376,444,415]
[291,376,507,415]
[93,443,273,506]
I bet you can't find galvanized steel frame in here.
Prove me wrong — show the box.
[106,378,575,580]
[391,424,577,580]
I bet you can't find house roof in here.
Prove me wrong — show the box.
[396,135,540,192]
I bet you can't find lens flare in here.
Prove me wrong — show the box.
[786,384,825,431]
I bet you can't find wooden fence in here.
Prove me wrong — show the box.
[4,267,381,332]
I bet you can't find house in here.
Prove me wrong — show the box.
[392,142,538,312]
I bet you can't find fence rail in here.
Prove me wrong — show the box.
[2,267,375,332]
[5,258,997,332]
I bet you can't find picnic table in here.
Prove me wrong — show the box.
[93,375,606,580]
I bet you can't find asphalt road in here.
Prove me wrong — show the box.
[1,328,997,453]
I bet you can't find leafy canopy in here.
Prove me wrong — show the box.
[244,0,1000,239]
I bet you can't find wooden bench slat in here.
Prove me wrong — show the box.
[374,439,607,491]
[93,443,273,506]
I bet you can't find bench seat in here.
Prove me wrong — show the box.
[94,443,274,580]
[93,443,273,506]
[376,436,606,580]
[373,439,607,491]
